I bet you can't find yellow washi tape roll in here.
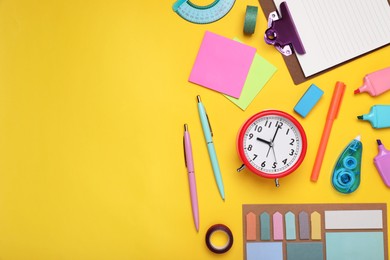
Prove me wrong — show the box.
[244,5,258,35]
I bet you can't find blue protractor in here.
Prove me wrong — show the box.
[172,0,236,24]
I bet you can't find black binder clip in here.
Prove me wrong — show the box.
[264,2,305,56]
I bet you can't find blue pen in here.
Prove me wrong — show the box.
[197,95,225,200]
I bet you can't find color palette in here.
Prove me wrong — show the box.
[243,204,388,260]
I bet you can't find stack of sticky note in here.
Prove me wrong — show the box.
[189,31,276,110]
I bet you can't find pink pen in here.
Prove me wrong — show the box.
[374,139,390,188]
[183,124,200,232]
[354,66,390,96]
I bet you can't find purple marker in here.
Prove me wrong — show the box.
[374,140,390,188]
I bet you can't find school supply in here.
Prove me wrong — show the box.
[205,224,233,254]
[311,82,346,182]
[196,96,225,200]
[189,31,256,98]
[258,0,390,84]
[294,84,323,118]
[236,110,307,187]
[357,105,390,129]
[354,67,390,96]
[243,6,258,35]
[243,203,388,260]
[331,136,362,194]
[183,124,200,231]
[172,0,235,24]
[225,39,276,110]
[374,140,390,188]
[263,2,304,57]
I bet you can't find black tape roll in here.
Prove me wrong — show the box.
[205,224,233,254]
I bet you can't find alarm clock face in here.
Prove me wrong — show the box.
[237,110,307,178]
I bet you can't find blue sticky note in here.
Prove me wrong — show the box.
[326,232,385,260]
[294,84,324,118]
[246,242,283,260]
[285,212,297,240]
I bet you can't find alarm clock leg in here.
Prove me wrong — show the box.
[275,178,280,187]
[237,164,246,172]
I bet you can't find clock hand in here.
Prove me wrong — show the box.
[267,125,281,158]
[271,125,281,142]
[256,137,271,145]
[266,139,273,158]
[271,146,277,162]
[257,137,274,158]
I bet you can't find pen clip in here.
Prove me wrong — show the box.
[183,137,187,168]
[206,113,213,137]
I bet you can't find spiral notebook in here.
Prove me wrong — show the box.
[259,0,390,84]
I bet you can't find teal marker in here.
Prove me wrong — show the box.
[357,105,390,129]
[331,136,362,194]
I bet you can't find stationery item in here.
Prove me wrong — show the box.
[172,0,235,24]
[243,5,258,35]
[258,0,390,84]
[205,224,233,254]
[260,212,271,240]
[294,84,324,118]
[243,203,388,260]
[273,212,284,240]
[354,67,390,96]
[246,242,283,260]
[331,135,362,194]
[325,210,383,229]
[326,232,384,260]
[311,81,346,182]
[225,38,277,110]
[246,212,257,240]
[357,105,390,129]
[298,212,309,240]
[285,212,296,240]
[374,139,390,187]
[236,110,307,187]
[310,212,321,240]
[196,95,225,200]
[183,124,200,231]
[189,31,256,98]
[264,2,305,57]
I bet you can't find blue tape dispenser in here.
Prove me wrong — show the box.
[331,136,362,194]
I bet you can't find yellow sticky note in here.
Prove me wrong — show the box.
[311,212,322,240]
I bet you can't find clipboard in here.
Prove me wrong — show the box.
[258,0,390,85]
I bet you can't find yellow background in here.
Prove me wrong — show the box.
[0,0,389,259]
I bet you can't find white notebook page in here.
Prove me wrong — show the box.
[273,0,390,77]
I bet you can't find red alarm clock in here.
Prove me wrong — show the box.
[237,110,307,186]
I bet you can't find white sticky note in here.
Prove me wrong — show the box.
[325,210,383,229]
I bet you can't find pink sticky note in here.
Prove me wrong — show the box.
[189,31,256,98]
[273,212,284,240]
